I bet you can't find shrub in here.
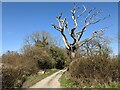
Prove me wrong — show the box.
[35,51,54,70]
[2,51,39,89]
[49,46,69,69]
[31,46,54,70]
[2,41,69,89]
[68,55,119,88]
[22,45,55,69]
[2,66,27,89]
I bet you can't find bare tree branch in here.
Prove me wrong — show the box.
[70,3,80,45]
[52,13,70,49]
[77,23,91,41]
[79,32,95,47]
[91,15,110,24]
[71,5,78,28]
[52,24,62,31]
[84,8,96,24]
[76,8,110,42]
[52,3,110,59]
[78,26,109,47]
[77,5,87,19]
[90,9,102,21]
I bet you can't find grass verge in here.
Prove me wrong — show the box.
[60,72,78,88]
[60,72,119,88]
[22,69,58,88]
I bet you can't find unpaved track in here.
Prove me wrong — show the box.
[30,69,66,88]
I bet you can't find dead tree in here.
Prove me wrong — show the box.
[52,3,110,59]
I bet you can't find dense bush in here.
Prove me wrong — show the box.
[2,51,39,89]
[32,46,54,69]
[49,46,69,69]
[2,45,69,89]
[68,55,119,88]
[3,66,26,89]
[22,45,55,69]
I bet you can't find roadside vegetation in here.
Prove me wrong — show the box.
[2,3,119,89]
[59,35,119,88]
[2,31,69,89]
[2,31,119,89]
[52,3,119,89]
[60,55,119,88]
[22,69,58,88]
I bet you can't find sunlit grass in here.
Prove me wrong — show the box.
[60,72,119,88]
[22,69,58,88]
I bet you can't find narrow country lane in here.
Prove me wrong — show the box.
[30,69,66,88]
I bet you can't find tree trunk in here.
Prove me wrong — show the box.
[67,49,76,59]
[67,50,76,72]
[70,51,76,59]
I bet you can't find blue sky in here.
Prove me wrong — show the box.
[2,2,118,55]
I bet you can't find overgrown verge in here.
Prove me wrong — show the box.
[2,51,39,90]
[2,31,69,89]
[22,69,58,88]
[60,72,78,88]
[60,55,119,88]
[60,72,119,88]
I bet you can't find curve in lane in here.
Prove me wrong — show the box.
[30,69,66,88]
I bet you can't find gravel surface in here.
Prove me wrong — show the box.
[30,69,66,88]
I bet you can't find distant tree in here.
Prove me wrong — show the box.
[52,3,110,59]
[79,32,111,58]
[24,31,62,48]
